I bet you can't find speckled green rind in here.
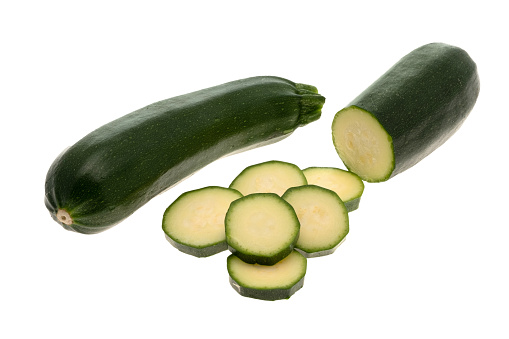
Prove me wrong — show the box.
[332,43,480,182]
[44,76,325,234]
[302,167,364,212]
[227,251,307,301]
[225,193,300,266]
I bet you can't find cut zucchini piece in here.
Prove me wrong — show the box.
[225,193,300,265]
[227,250,307,300]
[229,160,307,196]
[162,186,243,257]
[282,185,349,258]
[302,167,364,212]
[332,43,480,182]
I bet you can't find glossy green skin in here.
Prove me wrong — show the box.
[338,43,480,181]
[45,76,325,234]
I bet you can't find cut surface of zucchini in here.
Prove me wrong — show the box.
[225,193,300,265]
[227,250,307,300]
[332,106,394,182]
[302,167,364,212]
[282,185,349,258]
[229,160,307,196]
[162,186,243,257]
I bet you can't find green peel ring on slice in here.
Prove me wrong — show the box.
[282,185,349,258]
[162,186,243,257]
[225,193,300,266]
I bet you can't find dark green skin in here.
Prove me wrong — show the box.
[348,42,480,180]
[45,76,325,234]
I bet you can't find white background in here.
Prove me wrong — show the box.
[2,1,508,338]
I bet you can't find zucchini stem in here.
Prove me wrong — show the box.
[57,209,73,225]
[296,84,325,126]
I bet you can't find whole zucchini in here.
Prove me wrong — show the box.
[45,76,325,234]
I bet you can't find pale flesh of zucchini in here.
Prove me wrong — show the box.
[162,186,242,257]
[227,250,307,300]
[282,185,348,257]
[229,160,307,196]
[332,106,394,182]
[302,167,364,212]
[225,193,300,265]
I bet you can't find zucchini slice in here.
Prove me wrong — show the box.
[332,43,480,182]
[282,185,349,258]
[162,186,242,257]
[302,167,364,212]
[229,160,307,196]
[225,193,300,266]
[227,250,307,301]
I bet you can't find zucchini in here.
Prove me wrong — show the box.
[227,250,307,301]
[302,167,364,212]
[225,193,300,266]
[162,186,242,257]
[282,185,349,257]
[331,43,480,182]
[44,76,325,234]
[229,160,307,196]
